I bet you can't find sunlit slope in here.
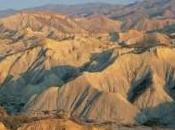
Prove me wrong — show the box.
[0,11,175,129]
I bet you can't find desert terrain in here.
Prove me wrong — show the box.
[0,0,175,130]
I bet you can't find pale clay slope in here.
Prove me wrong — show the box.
[119,30,173,46]
[0,36,112,114]
[17,119,174,130]
[17,119,92,130]
[0,19,175,129]
[0,12,86,34]
[1,33,175,127]
[25,85,138,125]
[25,39,175,126]
[0,37,106,85]
[0,11,122,36]
[129,18,175,32]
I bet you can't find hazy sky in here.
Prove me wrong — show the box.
[0,0,137,10]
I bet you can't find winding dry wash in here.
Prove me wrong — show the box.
[0,0,175,130]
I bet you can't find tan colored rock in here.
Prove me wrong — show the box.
[0,11,86,34]
[1,11,175,129]
[17,119,174,130]
[119,30,145,45]
[24,87,59,116]
[17,119,93,130]
[0,36,109,113]
[119,30,172,46]
[0,123,7,130]
[25,46,175,126]
[76,16,121,34]
[26,85,138,125]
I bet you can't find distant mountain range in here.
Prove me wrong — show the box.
[0,0,175,32]
[28,0,175,19]
[0,9,16,18]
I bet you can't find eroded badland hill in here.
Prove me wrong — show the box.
[0,0,175,130]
